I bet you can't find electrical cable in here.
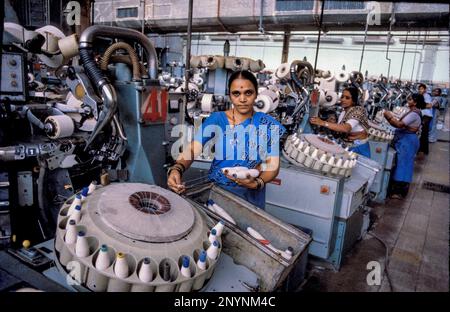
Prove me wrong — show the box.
[313,0,325,75]
[367,231,394,292]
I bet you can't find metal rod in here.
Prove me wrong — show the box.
[90,0,95,25]
[141,0,145,34]
[416,30,427,81]
[46,0,50,25]
[259,0,265,34]
[154,31,449,39]
[410,31,420,81]
[216,0,231,33]
[182,0,194,126]
[386,5,395,81]
[399,29,409,80]
[195,42,425,55]
[281,30,291,63]
[313,0,325,75]
[60,0,62,29]
[358,11,370,72]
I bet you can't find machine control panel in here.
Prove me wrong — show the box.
[1,52,27,102]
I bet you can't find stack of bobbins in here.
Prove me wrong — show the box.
[283,133,357,178]
[368,121,395,142]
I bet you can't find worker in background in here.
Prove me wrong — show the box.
[417,83,433,157]
[429,87,443,143]
[309,87,371,158]
[384,93,425,199]
[167,70,286,209]
[438,89,448,124]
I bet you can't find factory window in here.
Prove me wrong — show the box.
[116,7,139,18]
[324,1,365,10]
[276,0,314,11]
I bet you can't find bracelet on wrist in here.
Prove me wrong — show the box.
[175,162,186,172]
[255,177,265,190]
[255,178,261,190]
[167,166,183,178]
[172,163,185,174]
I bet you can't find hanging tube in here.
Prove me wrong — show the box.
[79,25,157,79]
[79,25,158,149]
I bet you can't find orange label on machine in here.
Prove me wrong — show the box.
[310,89,319,107]
[142,88,168,122]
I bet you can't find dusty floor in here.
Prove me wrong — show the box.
[303,111,449,292]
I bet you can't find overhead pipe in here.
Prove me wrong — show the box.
[161,31,447,38]
[79,25,158,149]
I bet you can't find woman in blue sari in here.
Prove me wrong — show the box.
[309,87,371,158]
[384,93,425,199]
[167,70,286,208]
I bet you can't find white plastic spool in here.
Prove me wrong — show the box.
[75,232,90,258]
[45,115,75,139]
[253,94,272,113]
[114,253,129,279]
[275,63,291,79]
[95,245,111,271]
[65,220,78,244]
[58,34,79,59]
[138,258,154,282]
[335,69,350,83]
[201,94,213,112]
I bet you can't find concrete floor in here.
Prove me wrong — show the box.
[304,111,449,292]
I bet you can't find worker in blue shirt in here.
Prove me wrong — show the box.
[418,83,433,156]
[167,70,286,209]
[429,88,443,143]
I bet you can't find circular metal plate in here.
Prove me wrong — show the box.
[98,183,195,243]
[303,134,345,155]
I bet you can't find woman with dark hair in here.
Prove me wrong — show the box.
[309,87,371,158]
[167,70,286,209]
[384,93,425,199]
[417,83,433,156]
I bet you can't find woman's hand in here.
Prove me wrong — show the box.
[309,117,325,126]
[225,174,258,190]
[167,170,186,194]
